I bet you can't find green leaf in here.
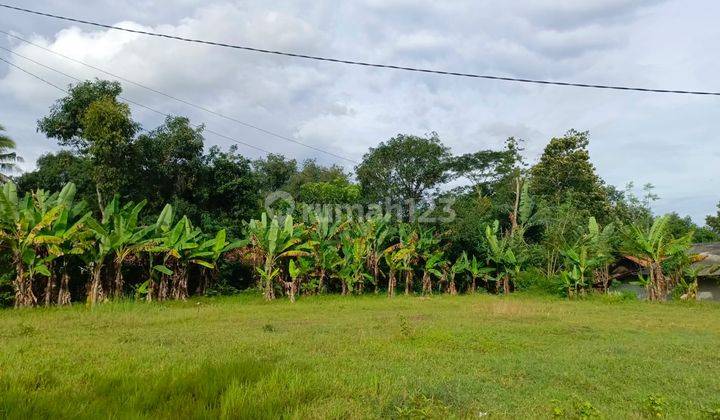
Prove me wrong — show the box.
[153,265,173,276]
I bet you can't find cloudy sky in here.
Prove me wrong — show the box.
[0,1,718,222]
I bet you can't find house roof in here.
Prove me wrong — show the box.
[691,243,720,276]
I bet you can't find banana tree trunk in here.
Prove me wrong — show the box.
[421,271,432,295]
[284,280,297,303]
[57,270,71,306]
[158,275,169,301]
[317,268,325,295]
[404,271,413,295]
[648,263,667,301]
[113,259,124,299]
[263,258,275,300]
[88,263,105,306]
[44,262,55,307]
[471,276,477,294]
[502,275,510,295]
[13,258,36,308]
[373,259,380,294]
[448,273,458,295]
[172,264,189,301]
[387,270,396,298]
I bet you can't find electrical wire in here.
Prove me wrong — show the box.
[0,53,277,156]
[1,3,719,96]
[0,29,357,164]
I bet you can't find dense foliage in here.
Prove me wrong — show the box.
[1,79,718,307]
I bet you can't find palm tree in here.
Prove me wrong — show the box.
[0,124,22,182]
[622,215,694,301]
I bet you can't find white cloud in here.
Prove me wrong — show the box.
[0,0,718,223]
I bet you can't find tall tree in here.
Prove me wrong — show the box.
[38,80,124,151]
[707,203,720,235]
[16,151,95,205]
[81,97,139,211]
[253,154,298,193]
[356,133,452,204]
[529,130,610,222]
[133,116,205,214]
[37,80,139,211]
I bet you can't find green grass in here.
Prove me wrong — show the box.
[1,293,719,419]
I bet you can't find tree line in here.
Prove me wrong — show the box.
[1,79,719,307]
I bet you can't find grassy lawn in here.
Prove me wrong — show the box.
[1,293,719,419]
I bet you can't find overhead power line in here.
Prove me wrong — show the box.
[0,30,357,164]
[1,3,720,96]
[0,53,276,156]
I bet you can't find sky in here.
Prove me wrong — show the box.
[0,0,718,223]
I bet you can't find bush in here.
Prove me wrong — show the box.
[514,268,564,296]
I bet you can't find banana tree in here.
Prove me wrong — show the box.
[43,187,93,306]
[585,217,616,291]
[287,257,312,302]
[622,215,694,301]
[362,213,392,293]
[307,212,345,294]
[448,252,469,295]
[194,229,246,296]
[466,255,494,293]
[151,216,209,301]
[421,251,444,295]
[0,182,70,307]
[247,213,309,300]
[139,204,174,302]
[84,196,148,305]
[339,232,370,295]
[383,244,403,298]
[484,221,521,294]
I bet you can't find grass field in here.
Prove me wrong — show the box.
[1,293,719,419]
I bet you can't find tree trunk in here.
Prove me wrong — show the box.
[421,271,432,295]
[113,259,124,300]
[285,280,297,303]
[158,275,169,301]
[387,271,396,298]
[96,185,105,220]
[404,271,413,295]
[471,277,477,294]
[263,258,275,300]
[88,264,105,306]
[341,280,348,296]
[44,265,55,307]
[13,260,36,308]
[317,268,325,294]
[448,274,457,295]
[57,271,71,306]
[502,275,510,295]
[373,260,380,294]
[510,176,521,233]
[172,265,189,301]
